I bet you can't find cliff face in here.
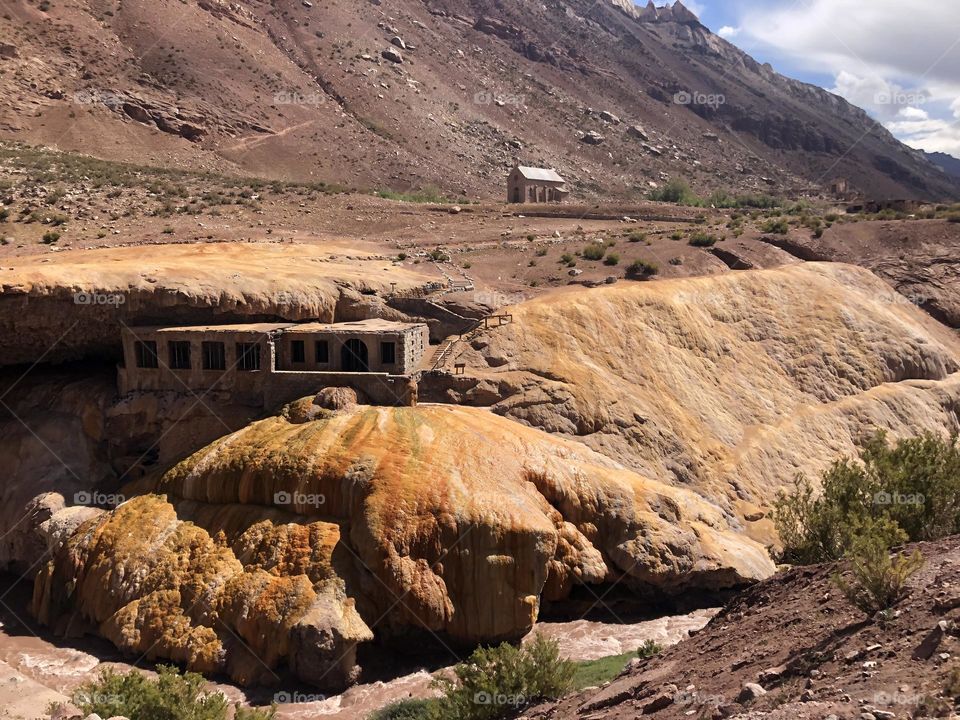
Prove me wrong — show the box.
[32,398,773,688]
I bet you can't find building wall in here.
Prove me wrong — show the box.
[276,326,427,374]
[118,327,274,405]
[507,172,567,204]
[118,324,427,408]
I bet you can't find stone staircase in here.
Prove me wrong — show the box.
[428,314,513,373]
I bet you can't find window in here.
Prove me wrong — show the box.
[315,340,329,363]
[381,341,396,365]
[291,340,306,363]
[134,340,158,369]
[236,342,261,371]
[169,341,191,370]
[202,341,226,370]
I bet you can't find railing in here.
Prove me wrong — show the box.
[431,314,514,372]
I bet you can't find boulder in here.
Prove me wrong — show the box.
[627,124,649,141]
[736,683,767,703]
[390,36,406,50]
[581,130,605,145]
[381,48,403,63]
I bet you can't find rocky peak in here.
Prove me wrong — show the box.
[610,0,701,25]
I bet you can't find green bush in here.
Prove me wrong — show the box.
[582,243,606,261]
[603,253,619,266]
[0,208,8,222]
[429,248,450,262]
[559,253,574,265]
[774,432,960,564]
[626,259,659,279]
[432,634,574,720]
[42,230,60,244]
[649,178,698,205]
[832,518,924,615]
[688,232,717,247]
[762,219,790,234]
[371,698,441,720]
[626,231,647,243]
[637,639,663,658]
[69,665,275,720]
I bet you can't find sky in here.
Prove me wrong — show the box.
[660,0,960,158]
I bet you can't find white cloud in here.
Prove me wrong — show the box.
[717,26,739,39]
[733,0,960,158]
[897,107,929,121]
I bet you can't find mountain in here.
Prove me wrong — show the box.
[927,150,960,179]
[0,0,955,200]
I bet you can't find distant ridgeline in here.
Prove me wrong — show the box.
[608,0,701,24]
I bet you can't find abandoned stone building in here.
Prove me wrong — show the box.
[507,166,569,203]
[118,319,429,408]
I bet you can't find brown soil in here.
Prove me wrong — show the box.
[528,535,960,719]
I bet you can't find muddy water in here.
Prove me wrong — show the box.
[0,575,716,719]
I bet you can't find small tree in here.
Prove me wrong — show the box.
[833,518,923,615]
[433,634,574,720]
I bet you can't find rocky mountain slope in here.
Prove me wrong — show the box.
[0,0,955,200]
[528,534,960,719]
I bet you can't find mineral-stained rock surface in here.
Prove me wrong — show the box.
[20,262,960,691]
[432,263,960,546]
[0,242,430,365]
[33,402,774,688]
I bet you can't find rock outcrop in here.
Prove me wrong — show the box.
[0,243,430,366]
[432,263,960,545]
[32,400,773,687]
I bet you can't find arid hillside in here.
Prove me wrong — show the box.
[0,0,955,200]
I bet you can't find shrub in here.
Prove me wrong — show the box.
[162,226,175,234]
[535,248,547,257]
[371,698,441,720]
[397,253,408,261]
[559,253,574,265]
[832,518,924,615]
[649,178,697,205]
[527,234,536,241]
[668,257,682,266]
[428,248,450,262]
[774,432,960,564]
[433,634,574,719]
[762,219,790,234]
[825,213,840,222]
[688,232,717,247]
[948,213,960,223]
[626,231,647,243]
[626,259,659,279]
[670,232,683,241]
[0,208,8,222]
[637,639,663,658]
[603,253,619,266]
[42,231,60,244]
[70,665,276,720]
[582,243,606,261]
